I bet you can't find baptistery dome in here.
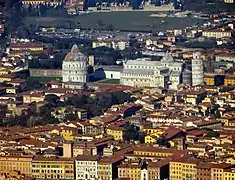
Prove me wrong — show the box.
[62,44,88,83]
[64,44,87,62]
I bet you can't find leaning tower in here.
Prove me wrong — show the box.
[192,52,204,86]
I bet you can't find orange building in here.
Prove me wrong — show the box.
[10,42,44,52]
[204,74,224,86]
[0,154,33,175]
[204,74,215,86]
[224,75,235,86]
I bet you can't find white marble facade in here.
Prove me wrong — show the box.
[192,52,204,86]
[62,44,88,83]
[120,54,184,89]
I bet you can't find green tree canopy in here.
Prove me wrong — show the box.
[123,122,141,142]
[45,94,59,104]
[206,131,219,137]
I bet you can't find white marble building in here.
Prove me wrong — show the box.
[192,52,204,86]
[75,157,99,180]
[120,54,184,89]
[62,44,88,83]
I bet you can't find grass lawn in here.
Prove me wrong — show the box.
[23,11,204,32]
[98,79,120,84]
[28,76,62,82]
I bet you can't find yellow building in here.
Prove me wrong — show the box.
[224,169,235,179]
[170,157,199,180]
[211,164,229,180]
[145,134,159,144]
[145,39,158,46]
[6,87,17,94]
[204,75,215,86]
[180,90,207,105]
[98,155,125,180]
[0,67,11,75]
[32,156,74,179]
[106,126,123,141]
[118,163,141,180]
[0,155,33,175]
[31,95,45,103]
[92,41,112,49]
[53,126,77,141]
[6,101,26,117]
[224,0,234,3]
[10,42,44,52]
[23,93,44,104]
[202,97,213,103]
[202,29,232,38]
[143,126,164,135]
[224,75,235,86]
[223,147,235,157]
[0,74,15,83]
[133,145,187,157]
[222,117,235,127]
[98,162,113,180]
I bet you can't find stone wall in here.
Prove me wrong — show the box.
[29,69,62,78]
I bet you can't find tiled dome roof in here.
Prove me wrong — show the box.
[64,44,87,62]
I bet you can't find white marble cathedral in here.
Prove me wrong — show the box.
[120,53,184,89]
[62,44,88,83]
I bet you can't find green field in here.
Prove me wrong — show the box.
[23,11,204,32]
[98,79,120,84]
[28,76,62,82]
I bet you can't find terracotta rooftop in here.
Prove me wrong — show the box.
[76,155,100,161]
[33,155,74,162]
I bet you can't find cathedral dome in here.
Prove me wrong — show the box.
[64,44,87,62]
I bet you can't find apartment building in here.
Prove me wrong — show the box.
[0,154,33,176]
[202,29,232,39]
[31,156,74,179]
[75,155,99,180]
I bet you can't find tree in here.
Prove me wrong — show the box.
[131,0,141,9]
[27,116,41,127]
[155,0,161,6]
[111,91,131,104]
[64,113,78,121]
[25,77,44,90]
[71,95,88,108]
[45,94,59,104]
[156,136,170,148]
[65,91,131,118]
[38,105,59,125]
[220,86,233,92]
[206,131,219,137]
[123,122,140,141]
[138,132,145,143]
[0,81,13,87]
